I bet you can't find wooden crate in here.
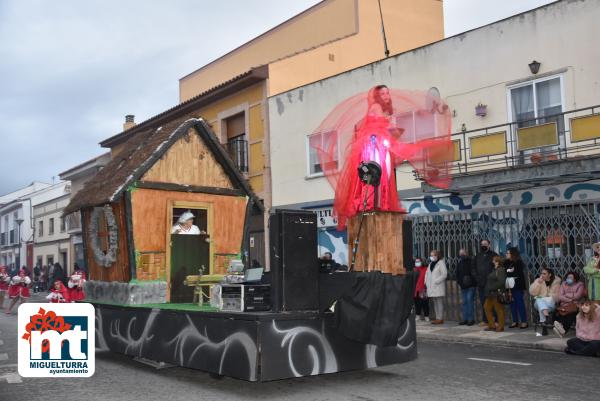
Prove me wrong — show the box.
[347,211,406,275]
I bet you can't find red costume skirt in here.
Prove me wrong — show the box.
[68,287,85,302]
[0,282,8,291]
[8,284,30,299]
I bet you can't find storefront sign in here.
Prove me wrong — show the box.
[313,207,337,228]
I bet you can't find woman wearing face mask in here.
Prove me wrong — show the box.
[413,257,429,322]
[564,299,600,357]
[424,250,447,324]
[553,271,585,337]
[483,256,507,332]
[504,247,528,329]
[456,249,476,326]
[529,267,561,335]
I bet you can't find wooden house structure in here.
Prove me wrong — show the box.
[64,118,263,303]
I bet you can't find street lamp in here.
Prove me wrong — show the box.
[15,218,24,269]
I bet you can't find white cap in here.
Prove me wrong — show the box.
[178,210,195,224]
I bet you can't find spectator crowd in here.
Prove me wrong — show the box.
[412,240,600,358]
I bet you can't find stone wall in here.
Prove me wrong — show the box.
[83,280,167,305]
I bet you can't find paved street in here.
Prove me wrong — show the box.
[0,300,597,401]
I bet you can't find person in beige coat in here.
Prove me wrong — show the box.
[529,267,561,327]
[425,249,448,324]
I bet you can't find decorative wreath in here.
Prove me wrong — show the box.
[89,205,118,267]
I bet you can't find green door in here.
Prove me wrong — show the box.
[170,234,210,303]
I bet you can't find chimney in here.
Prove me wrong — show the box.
[123,114,136,131]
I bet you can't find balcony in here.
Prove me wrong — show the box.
[419,105,600,193]
[227,138,248,173]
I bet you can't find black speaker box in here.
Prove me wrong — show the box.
[269,209,319,311]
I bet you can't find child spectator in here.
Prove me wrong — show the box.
[564,299,600,357]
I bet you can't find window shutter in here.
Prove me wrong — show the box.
[226,113,245,139]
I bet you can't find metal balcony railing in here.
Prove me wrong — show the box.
[415,105,600,179]
[227,138,248,173]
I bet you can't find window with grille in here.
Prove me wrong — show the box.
[225,113,248,173]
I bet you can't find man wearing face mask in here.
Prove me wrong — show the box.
[475,239,497,325]
[456,249,477,326]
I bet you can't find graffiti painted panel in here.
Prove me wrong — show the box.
[95,304,417,381]
[95,305,260,381]
[259,314,416,381]
[404,179,600,214]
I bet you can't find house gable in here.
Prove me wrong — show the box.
[142,127,234,189]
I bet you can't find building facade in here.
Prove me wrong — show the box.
[0,182,51,270]
[267,0,600,278]
[32,190,71,272]
[179,0,444,100]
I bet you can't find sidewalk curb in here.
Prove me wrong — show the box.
[417,330,567,352]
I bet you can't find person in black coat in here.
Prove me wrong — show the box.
[51,263,66,287]
[475,239,497,324]
[505,247,528,328]
[456,249,477,325]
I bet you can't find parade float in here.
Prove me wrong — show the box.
[64,86,451,381]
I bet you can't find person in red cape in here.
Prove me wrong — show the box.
[0,266,10,309]
[67,265,86,302]
[6,268,31,314]
[46,280,70,303]
[317,85,452,229]
[334,85,404,226]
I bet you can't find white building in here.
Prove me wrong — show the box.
[0,182,51,270]
[268,0,600,276]
[32,184,72,272]
[59,152,110,272]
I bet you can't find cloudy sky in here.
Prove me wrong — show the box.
[0,0,555,195]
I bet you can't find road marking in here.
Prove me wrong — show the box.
[0,339,4,346]
[0,353,8,361]
[3,373,23,384]
[467,357,532,366]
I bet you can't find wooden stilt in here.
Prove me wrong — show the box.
[347,211,406,275]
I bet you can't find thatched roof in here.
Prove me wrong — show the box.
[64,117,262,215]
